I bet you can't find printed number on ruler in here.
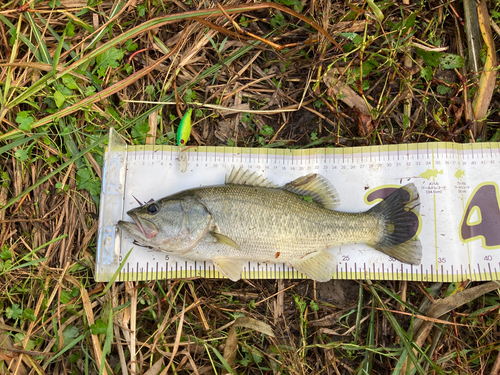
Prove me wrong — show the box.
[460,182,500,251]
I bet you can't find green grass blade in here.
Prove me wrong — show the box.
[0,14,39,58]
[0,133,107,211]
[367,281,429,375]
[44,333,87,366]
[0,132,46,155]
[100,248,133,296]
[7,257,48,272]
[100,303,114,375]
[82,0,127,54]
[3,5,261,112]
[354,282,363,343]
[1,70,56,113]
[23,11,52,64]
[207,344,236,374]
[52,29,66,72]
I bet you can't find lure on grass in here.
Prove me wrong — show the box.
[177,108,193,146]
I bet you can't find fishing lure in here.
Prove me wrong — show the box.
[177,108,193,146]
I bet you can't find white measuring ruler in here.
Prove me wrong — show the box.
[96,129,500,283]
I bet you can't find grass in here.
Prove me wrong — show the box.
[1,0,500,373]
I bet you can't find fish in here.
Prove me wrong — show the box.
[116,169,422,282]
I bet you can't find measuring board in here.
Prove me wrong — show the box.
[96,129,500,283]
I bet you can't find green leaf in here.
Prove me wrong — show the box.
[71,287,79,297]
[85,86,96,96]
[241,113,253,123]
[16,111,34,131]
[77,168,91,182]
[95,47,125,77]
[420,66,433,81]
[131,120,150,142]
[137,3,147,16]
[301,195,313,203]
[86,180,101,196]
[60,290,72,304]
[54,91,66,108]
[183,88,197,102]
[362,60,378,77]
[271,13,285,28]
[437,85,452,95]
[309,300,319,311]
[314,99,324,108]
[125,39,138,52]
[62,75,78,90]
[14,333,35,351]
[55,83,72,96]
[440,53,464,69]
[65,21,75,37]
[1,247,12,260]
[6,304,22,320]
[22,308,36,322]
[14,149,28,161]
[366,0,383,21]
[259,125,275,136]
[145,85,155,96]
[339,32,363,46]
[416,48,441,67]
[90,319,107,335]
[123,64,133,74]
[62,325,79,346]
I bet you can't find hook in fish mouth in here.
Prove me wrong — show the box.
[117,212,158,239]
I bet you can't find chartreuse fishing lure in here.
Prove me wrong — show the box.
[177,108,193,146]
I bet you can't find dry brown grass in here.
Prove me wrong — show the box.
[1,0,500,373]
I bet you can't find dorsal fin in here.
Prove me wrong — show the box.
[284,174,340,210]
[225,168,278,188]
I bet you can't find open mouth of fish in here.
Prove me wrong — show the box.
[118,213,158,239]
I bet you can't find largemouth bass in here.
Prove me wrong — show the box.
[117,169,421,281]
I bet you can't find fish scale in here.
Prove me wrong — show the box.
[195,185,377,261]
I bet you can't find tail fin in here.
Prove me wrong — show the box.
[368,184,422,265]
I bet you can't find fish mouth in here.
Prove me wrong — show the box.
[117,213,158,239]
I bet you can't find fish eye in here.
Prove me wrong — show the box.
[148,204,158,214]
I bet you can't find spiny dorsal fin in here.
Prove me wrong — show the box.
[284,174,340,210]
[225,168,278,188]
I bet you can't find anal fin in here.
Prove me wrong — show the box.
[290,251,337,282]
[213,258,245,281]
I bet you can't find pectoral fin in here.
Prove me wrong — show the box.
[290,251,337,282]
[213,258,244,281]
[211,232,241,251]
